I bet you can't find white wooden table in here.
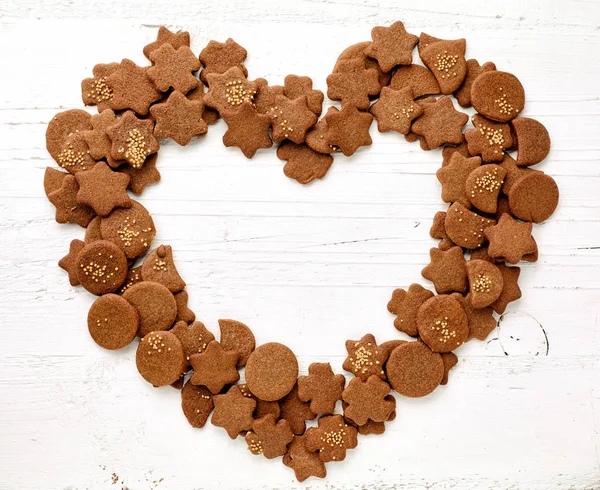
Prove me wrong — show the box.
[1,1,599,488]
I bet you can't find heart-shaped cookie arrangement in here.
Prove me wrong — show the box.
[43,22,559,482]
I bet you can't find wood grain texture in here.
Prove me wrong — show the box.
[0,0,599,488]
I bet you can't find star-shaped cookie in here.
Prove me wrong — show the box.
[411,96,468,148]
[143,26,191,59]
[279,384,316,435]
[465,114,512,163]
[58,239,85,286]
[150,91,207,145]
[148,44,200,93]
[267,95,317,144]
[106,111,159,168]
[81,62,120,112]
[245,414,294,459]
[276,142,333,184]
[283,435,327,482]
[119,153,161,195]
[421,246,468,294]
[75,161,132,217]
[211,385,256,439]
[222,101,273,158]
[305,414,358,462]
[326,58,380,109]
[48,174,95,227]
[106,59,162,115]
[490,264,522,314]
[455,59,496,108]
[204,66,258,115]
[298,362,346,415]
[430,211,454,250]
[484,213,537,264]
[370,86,423,134]
[325,105,373,156]
[435,151,482,207]
[342,333,386,380]
[283,75,324,116]
[365,21,418,72]
[190,340,240,394]
[452,293,497,342]
[83,110,121,168]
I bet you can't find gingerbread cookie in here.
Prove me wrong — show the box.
[333,42,390,88]
[420,38,467,94]
[119,153,161,195]
[490,264,522,314]
[465,114,513,163]
[150,91,207,145]
[75,161,132,217]
[283,434,327,482]
[305,414,358,462]
[276,142,334,185]
[283,75,324,116]
[245,414,294,459]
[106,59,162,115]
[421,246,468,294]
[136,330,185,386]
[147,44,200,93]
[326,58,380,109]
[471,71,525,122]
[204,67,257,115]
[484,213,537,264]
[171,320,215,368]
[465,164,506,214]
[298,362,345,415]
[430,211,454,250]
[122,281,177,336]
[466,259,504,308]
[370,86,423,135]
[174,290,195,324]
[508,172,559,223]
[342,333,387,380]
[365,21,418,72]
[143,26,190,60]
[385,341,444,397]
[106,110,160,168]
[83,110,121,167]
[245,343,298,401]
[88,293,139,350]
[325,106,373,156]
[99,200,155,259]
[76,240,128,295]
[411,96,468,148]
[199,38,248,85]
[342,376,395,425]
[387,284,434,337]
[417,295,469,352]
[222,101,273,158]
[437,150,484,206]
[267,95,318,144]
[81,62,120,112]
[279,384,316,435]
[181,382,214,428]
[389,64,441,98]
[190,340,240,394]
[140,244,186,293]
[54,130,97,175]
[451,293,497,342]
[445,202,496,249]
[45,109,93,163]
[58,239,86,286]
[511,117,551,166]
[211,385,256,439]
[218,319,255,367]
[454,59,496,108]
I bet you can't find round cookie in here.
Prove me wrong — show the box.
[385,341,444,398]
[471,71,525,122]
[75,240,128,295]
[122,281,177,337]
[511,117,551,166]
[136,330,185,387]
[99,200,156,259]
[88,293,139,349]
[245,343,298,402]
[445,202,496,249]
[417,295,469,352]
[466,260,504,309]
[508,172,559,223]
[45,109,93,162]
[218,319,255,367]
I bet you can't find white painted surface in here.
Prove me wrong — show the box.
[0,0,599,488]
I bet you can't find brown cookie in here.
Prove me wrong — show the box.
[83,110,121,167]
[211,385,256,439]
[218,319,255,367]
[430,211,454,250]
[74,161,132,217]
[44,167,69,198]
[283,434,327,482]
[54,130,97,174]
[441,141,470,166]
[452,293,497,342]
[387,284,434,337]
[417,32,444,57]
[326,58,380,109]
[122,281,177,336]
[245,343,298,401]
[465,164,506,214]
[297,362,345,415]
[334,41,390,88]
[508,172,559,223]
[118,266,143,294]
[420,39,467,94]
[440,352,458,385]
[136,330,185,386]
[386,341,444,397]
[365,21,418,72]
[147,45,200,93]
[466,260,504,308]
[88,293,139,350]
[389,64,441,98]
[435,151,481,207]
[99,200,155,259]
[199,38,248,85]
[370,86,423,135]
[490,265,522,314]
[411,96,468,148]
[342,333,386,380]
[181,382,214,428]
[119,153,161,195]
[512,117,551,166]
[245,414,294,459]
[421,246,468,294]
[106,111,160,169]
[454,59,496,108]
[173,291,195,323]
[305,414,358,462]
[417,295,469,352]
[190,340,240,394]
[325,105,373,156]
[76,240,128,295]
[150,91,207,145]
[204,67,257,115]
[253,79,284,114]
[140,244,185,293]
[276,142,334,185]
[283,75,324,116]
[171,320,215,368]
[279,384,316,435]
[58,239,86,286]
[268,95,317,145]
[143,26,190,60]
[498,153,541,195]
[465,115,513,163]
[305,107,338,154]
[222,101,273,158]
[81,62,120,112]
[342,376,395,426]
[186,85,220,124]
[445,202,496,249]
[484,213,537,264]
[106,59,162,116]
[46,109,93,163]
[471,71,525,122]
[238,384,281,422]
